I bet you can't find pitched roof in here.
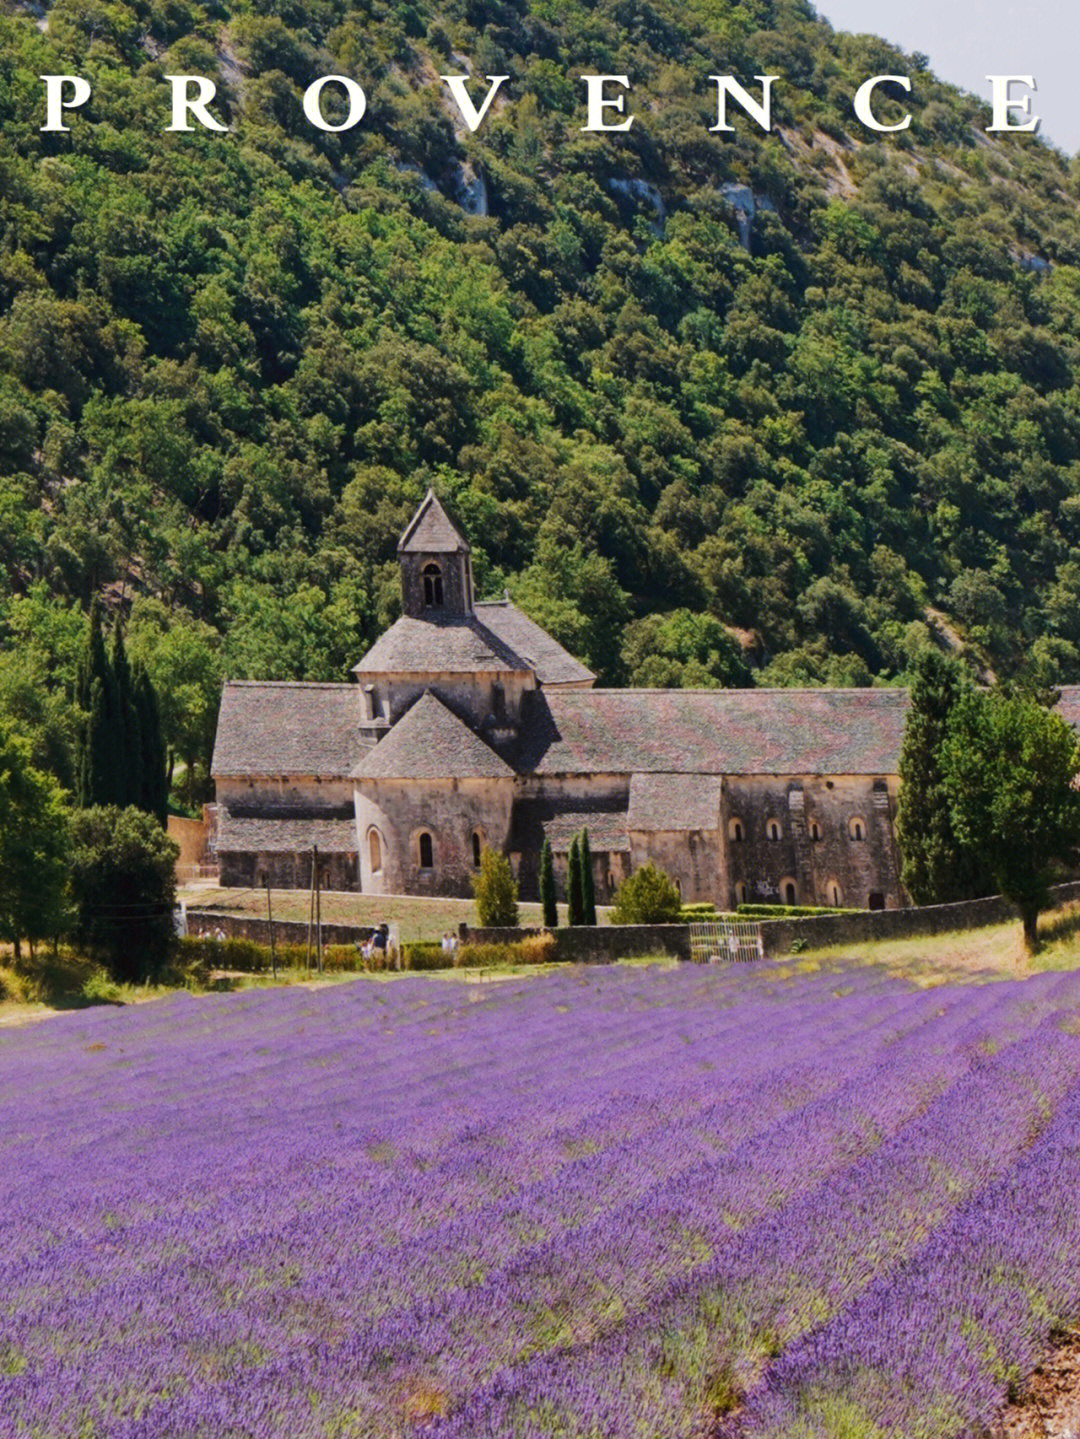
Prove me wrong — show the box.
[398,489,470,554]
[212,683,360,778]
[628,773,723,831]
[217,811,358,854]
[352,615,530,676]
[475,599,595,687]
[352,691,514,780]
[508,797,630,854]
[516,688,912,776]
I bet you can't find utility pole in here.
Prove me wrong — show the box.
[264,873,277,980]
[315,845,323,974]
[307,848,316,973]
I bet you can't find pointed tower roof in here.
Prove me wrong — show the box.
[398,489,470,555]
[352,691,513,780]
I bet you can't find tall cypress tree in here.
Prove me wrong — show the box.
[76,601,117,808]
[134,663,169,826]
[580,828,597,926]
[539,837,558,929]
[567,835,584,927]
[111,622,140,808]
[896,649,993,904]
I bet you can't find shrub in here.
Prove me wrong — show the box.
[471,847,519,928]
[69,807,179,982]
[736,904,863,918]
[402,942,449,971]
[611,863,682,925]
[455,934,556,967]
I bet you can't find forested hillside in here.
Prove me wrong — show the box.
[2,0,1080,802]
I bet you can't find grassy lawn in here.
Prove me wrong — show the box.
[179,885,613,940]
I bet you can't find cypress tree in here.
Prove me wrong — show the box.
[134,663,169,826]
[111,622,140,808]
[896,649,992,904]
[567,835,584,927]
[580,828,597,925]
[76,600,116,808]
[539,837,558,929]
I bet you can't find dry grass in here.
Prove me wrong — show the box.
[179,886,610,941]
[809,902,1080,985]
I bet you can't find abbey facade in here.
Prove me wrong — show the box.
[213,493,1056,911]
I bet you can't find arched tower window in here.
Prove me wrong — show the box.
[734,881,748,907]
[827,881,843,907]
[783,879,798,905]
[423,563,444,608]
[810,820,823,842]
[767,819,782,842]
[849,817,866,842]
[472,832,482,868]
[368,829,383,874]
[728,818,744,843]
[418,832,434,869]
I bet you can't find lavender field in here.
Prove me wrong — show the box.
[3,961,1080,1439]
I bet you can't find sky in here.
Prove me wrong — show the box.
[819,1,1079,154]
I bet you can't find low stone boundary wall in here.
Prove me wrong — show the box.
[186,910,375,948]
[757,880,1080,958]
[459,923,691,964]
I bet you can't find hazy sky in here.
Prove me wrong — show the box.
[819,1,1079,154]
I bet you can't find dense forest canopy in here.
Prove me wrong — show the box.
[2,0,1080,802]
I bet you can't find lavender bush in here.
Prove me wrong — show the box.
[2,960,1079,1437]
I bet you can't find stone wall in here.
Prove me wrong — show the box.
[186,910,375,947]
[757,880,1080,957]
[218,849,358,892]
[460,923,691,963]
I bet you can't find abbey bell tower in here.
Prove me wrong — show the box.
[398,489,475,619]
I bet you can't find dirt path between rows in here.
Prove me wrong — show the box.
[992,1329,1080,1438]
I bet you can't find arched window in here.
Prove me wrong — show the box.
[767,819,782,842]
[827,881,842,908]
[810,820,823,842]
[472,832,482,868]
[728,818,744,843]
[418,832,434,869]
[783,879,798,905]
[734,881,748,907]
[849,817,866,842]
[423,563,444,608]
[368,829,383,874]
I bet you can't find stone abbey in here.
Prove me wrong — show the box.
[216,490,1065,912]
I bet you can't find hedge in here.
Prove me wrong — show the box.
[455,935,557,968]
[736,904,864,919]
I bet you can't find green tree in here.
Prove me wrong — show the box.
[471,846,519,928]
[580,828,597,926]
[69,806,179,981]
[539,837,558,929]
[75,600,119,809]
[611,862,682,925]
[0,724,70,960]
[896,649,992,905]
[942,690,1080,949]
[133,664,169,826]
[567,835,585,927]
[111,621,140,809]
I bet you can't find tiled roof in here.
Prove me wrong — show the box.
[212,683,360,778]
[516,688,913,776]
[217,811,358,855]
[508,797,630,854]
[628,773,723,831]
[352,616,529,676]
[352,691,515,780]
[1057,686,1080,728]
[475,599,595,687]
[398,489,470,554]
